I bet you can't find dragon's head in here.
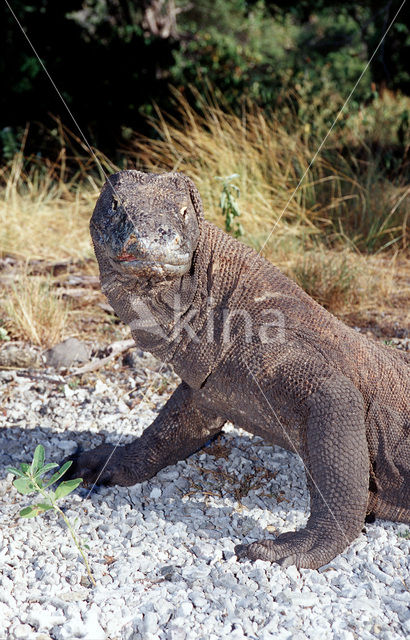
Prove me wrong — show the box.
[90,171,203,284]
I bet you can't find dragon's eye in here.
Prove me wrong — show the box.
[112,198,118,211]
[180,206,188,219]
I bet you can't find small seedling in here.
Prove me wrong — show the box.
[217,174,244,238]
[7,444,95,586]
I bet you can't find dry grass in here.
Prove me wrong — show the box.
[130,91,329,252]
[129,89,409,255]
[4,271,69,347]
[291,250,360,312]
[0,127,117,347]
[0,97,408,347]
[0,126,116,262]
[289,250,408,318]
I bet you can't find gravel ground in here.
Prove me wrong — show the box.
[0,350,409,640]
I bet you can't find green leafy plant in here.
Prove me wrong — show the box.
[217,174,243,238]
[7,445,95,586]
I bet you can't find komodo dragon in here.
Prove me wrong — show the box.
[69,170,409,569]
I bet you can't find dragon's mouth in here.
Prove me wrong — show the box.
[117,252,139,262]
[115,254,190,275]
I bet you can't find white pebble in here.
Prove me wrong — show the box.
[94,379,109,395]
[189,592,209,608]
[286,592,319,607]
[82,604,105,640]
[2,368,409,640]
[11,623,33,639]
[181,564,211,581]
[143,611,158,634]
[175,601,193,618]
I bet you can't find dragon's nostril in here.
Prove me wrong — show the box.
[124,233,138,249]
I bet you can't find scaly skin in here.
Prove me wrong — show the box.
[69,170,410,569]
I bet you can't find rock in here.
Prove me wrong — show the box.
[11,623,33,639]
[122,347,162,371]
[122,348,144,369]
[43,338,89,369]
[159,565,177,581]
[175,601,193,618]
[82,604,106,640]
[142,611,158,634]
[57,439,78,456]
[0,343,41,368]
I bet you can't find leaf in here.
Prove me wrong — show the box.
[35,502,54,511]
[21,501,54,518]
[13,477,35,495]
[43,461,73,488]
[31,445,45,475]
[6,466,25,477]
[20,506,39,518]
[20,463,30,474]
[20,500,54,517]
[54,478,83,500]
[235,223,244,237]
[34,463,59,478]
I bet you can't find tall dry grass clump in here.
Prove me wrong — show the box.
[129,90,408,258]
[0,126,116,262]
[0,95,408,346]
[4,272,69,347]
[0,126,117,347]
[130,91,330,259]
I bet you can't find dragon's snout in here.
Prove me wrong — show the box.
[118,227,182,259]
[114,227,189,275]
[116,233,146,262]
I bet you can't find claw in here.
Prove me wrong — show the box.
[276,554,296,568]
[61,447,84,479]
[234,543,251,560]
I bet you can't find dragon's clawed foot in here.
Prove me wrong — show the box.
[65,443,133,487]
[235,528,341,569]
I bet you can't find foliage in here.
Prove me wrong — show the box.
[130,89,409,254]
[7,445,95,585]
[0,326,10,341]
[0,0,176,155]
[217,174,243,238]
[0,1,409,158]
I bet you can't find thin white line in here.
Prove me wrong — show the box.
[252,0,407,263]
[243,360,352,547]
